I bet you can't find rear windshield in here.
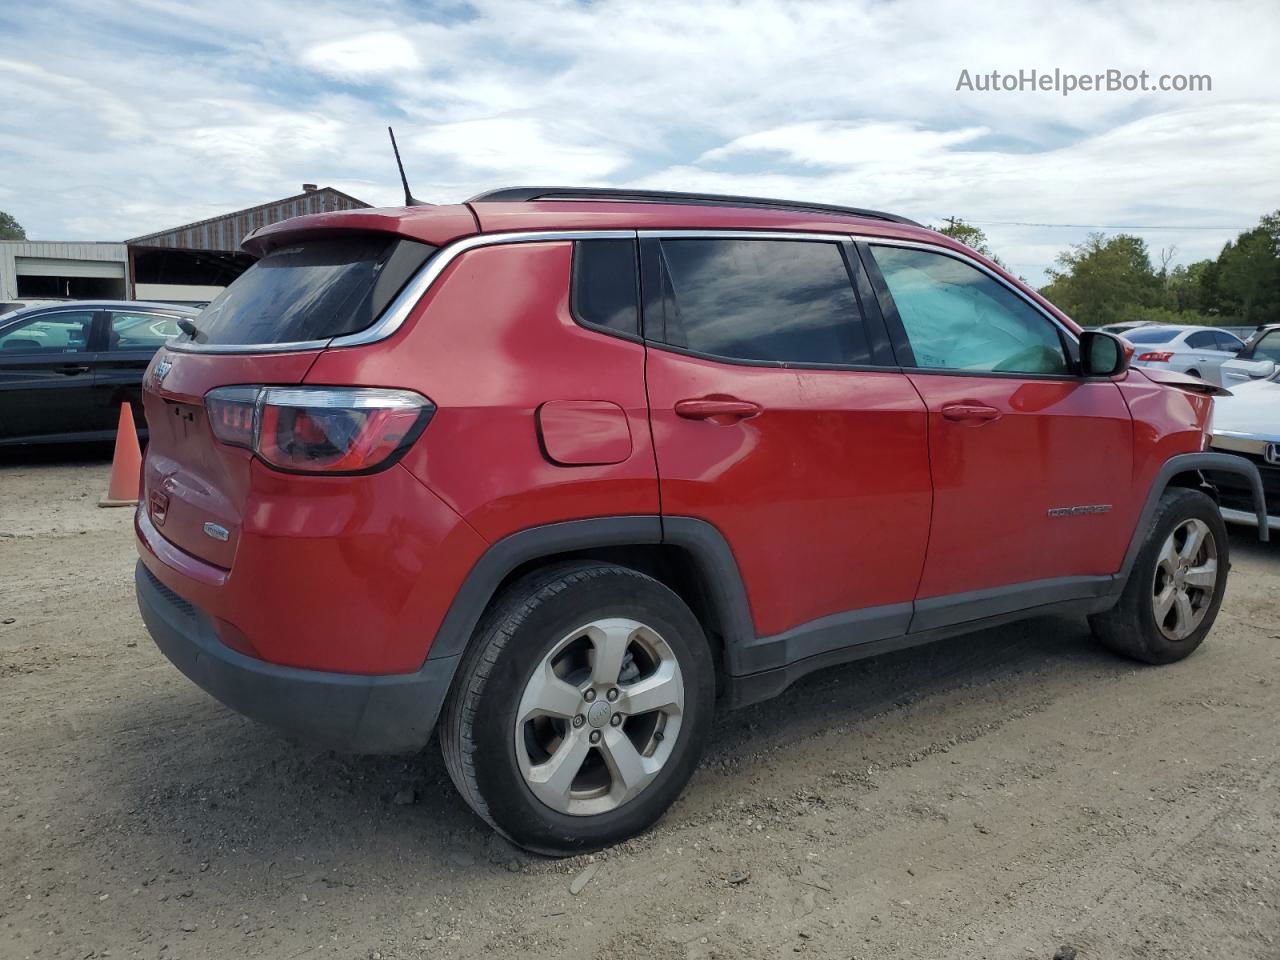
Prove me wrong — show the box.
[1123,328,1179,344]
[190,236,434,346]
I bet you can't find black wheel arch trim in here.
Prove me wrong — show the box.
[1119,453,1268,582]
[423,515,755,664]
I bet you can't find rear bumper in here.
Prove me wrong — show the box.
[136,560,458,754]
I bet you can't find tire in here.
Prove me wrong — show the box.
[1089,487,1229,664]
[1186,369,1201,379]
[439,561,715,855]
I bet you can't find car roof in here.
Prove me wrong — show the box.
[0,300,201,322]
[245,190,953,256]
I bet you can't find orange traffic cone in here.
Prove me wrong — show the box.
[99,402,143,507]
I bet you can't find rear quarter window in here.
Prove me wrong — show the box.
[572,239,639,336]
[191,236,435,346]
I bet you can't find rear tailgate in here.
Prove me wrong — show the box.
[142,349,321,568]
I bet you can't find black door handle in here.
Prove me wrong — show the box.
[58,364,91,375]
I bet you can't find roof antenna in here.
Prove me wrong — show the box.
[388,126,426,207]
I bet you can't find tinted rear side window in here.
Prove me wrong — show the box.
[654,239,872,365]
[1186,331,1217,349]
[192,237,434,346]
[573,239,639,336]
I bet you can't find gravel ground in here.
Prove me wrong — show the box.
[1,452,1277,960]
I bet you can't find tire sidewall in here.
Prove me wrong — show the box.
[1129,489,1230,661]
[469,569,715,854]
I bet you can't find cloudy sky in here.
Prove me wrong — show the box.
[1,0,1277,283]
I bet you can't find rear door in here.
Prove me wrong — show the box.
[93,309,184,431]
[641,233,932,654]
[862,242,1133,621]
[0,308,100,442]
[1182,330,1235,378]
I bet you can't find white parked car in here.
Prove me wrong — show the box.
[1217,324,1280,387]
[1123,325,1246,384]
[1208,374,1279,532]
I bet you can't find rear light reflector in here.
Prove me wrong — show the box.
[1137,351,1174,362]
[204,385,434,474]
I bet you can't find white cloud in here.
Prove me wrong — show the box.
[411,117,628,183]
[300,31,420,80]
[0,0,1276,281]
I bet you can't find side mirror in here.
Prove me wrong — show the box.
[1080,331,1131,378]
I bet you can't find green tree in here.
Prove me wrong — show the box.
[933,217,1005,267]
[1165,259,1212,314]
[0,211,25,241]
[1213,211,1280,326]
[1039,233,1166,327]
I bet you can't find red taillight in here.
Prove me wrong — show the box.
[205,385,258,448]
[1137,351,1174,362]
[204,386,433,474]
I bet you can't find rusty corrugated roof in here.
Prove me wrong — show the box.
[125,187,372,251]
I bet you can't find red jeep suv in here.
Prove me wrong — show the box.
[135,188,1267,854]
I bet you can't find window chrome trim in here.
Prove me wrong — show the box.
[159,226,1077,355]
[640,229,1079,346]
[165,230,637,355]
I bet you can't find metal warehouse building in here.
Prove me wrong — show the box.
[0,184,370,306]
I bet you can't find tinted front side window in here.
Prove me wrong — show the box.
[873,246,1068,375]
[656,239,871,365]
[1214,332,1244,351]
[193,237,433,346]
[573,240,638,335]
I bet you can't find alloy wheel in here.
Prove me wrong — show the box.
[514,618,685,816]
[1151,517,1218,641]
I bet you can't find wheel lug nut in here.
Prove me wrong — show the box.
[606,688,619,702]
[610,713,623,727]
[572,714,585,728]
[589,730,601,744]
[583,689,596,702]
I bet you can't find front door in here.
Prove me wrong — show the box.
[862,243,1133,620]
[640,234,933,656]
[0,308,100,442]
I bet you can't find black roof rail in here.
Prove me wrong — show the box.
[466,186,922,227]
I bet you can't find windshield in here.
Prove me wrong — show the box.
[191,236,434,346]
[1123,328,1179,345]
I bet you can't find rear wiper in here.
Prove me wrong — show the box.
[176,317,201,341]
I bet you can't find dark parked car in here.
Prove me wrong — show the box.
[0,300,200,445]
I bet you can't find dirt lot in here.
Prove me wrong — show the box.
[1,453,1277,960]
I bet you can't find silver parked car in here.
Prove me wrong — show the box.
[1122,325,1245,384]
[1218,324,1280,386]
